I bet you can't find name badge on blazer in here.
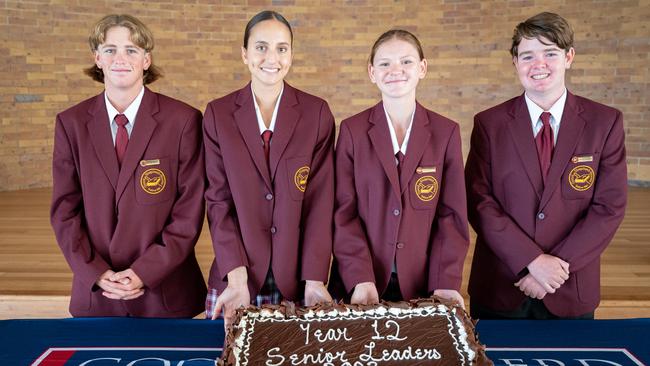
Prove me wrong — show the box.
[416,166,437,174]
[571,155,593,163]
[140,159,161,167]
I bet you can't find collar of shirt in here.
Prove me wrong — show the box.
[525,88,567,144]
[105,86,145,144]
[384,105,415,158]
[252,83,284,135]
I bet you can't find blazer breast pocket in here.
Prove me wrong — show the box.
[562,152,600,200]
[409,164,441,210]
[135,157,174,205]
[285,156,311,201]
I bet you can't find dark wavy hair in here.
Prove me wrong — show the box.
[511,12,574,57]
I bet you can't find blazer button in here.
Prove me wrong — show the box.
[393,209,400,216]
[265,193,273,201]
[537,212,545,220]
[396,242,405,249]
[270,226,277,234]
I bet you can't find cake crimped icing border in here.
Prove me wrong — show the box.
[219,296,492,366]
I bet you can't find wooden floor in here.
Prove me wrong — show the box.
[1,187,649,319]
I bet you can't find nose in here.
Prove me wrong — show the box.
[389,63,403,74]
[113,49,129,63]
[532,54,546,68]
[265,49,279,63]
[113,52,126,63]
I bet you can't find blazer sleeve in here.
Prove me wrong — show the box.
[465,115,544,276]
[300,101,335,282]
[550,111,627,271]
[50,115,111,290]
[333,121,376,292]
[203,103,249,281]
[131,109,206,289]
[427,124,470,291]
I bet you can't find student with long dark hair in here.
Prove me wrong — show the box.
[203,10,335,326]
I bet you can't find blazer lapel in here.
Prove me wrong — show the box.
[539,92,586,209]
[269,82,300,182]
[115,88,159,203]
[367,102,401,201]
[233,84,272,190]
[508,95,544,200]
[87,92,119,191]
[399,103,431,195]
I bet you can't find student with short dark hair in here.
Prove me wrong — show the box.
[466,12,627,319]
[51,14,206,317]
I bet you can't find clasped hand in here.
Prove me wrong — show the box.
[96,269,145,300]
[515,254,570,299]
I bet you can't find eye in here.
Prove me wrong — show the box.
[104,48,115,54]
[127,49,138,55]
[278,46,288,53]
[520,55,532,61]
[403,59,413,65]
[546,52,558,57]
[255,45,267,52]
[378,62,389,67]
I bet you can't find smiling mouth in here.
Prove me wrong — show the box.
[261,67,280,73]
[531,73,549,80]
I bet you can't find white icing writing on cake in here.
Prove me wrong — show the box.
[361,342,442,362]
[370,319,406,341]
[264,317,442,365]
[266,346,349,365]
[300,323,352,345]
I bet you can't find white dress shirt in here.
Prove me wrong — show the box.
[525,88,567,145]
[253,84,284,136]
[105,86,145,146]
[384,105,415,163]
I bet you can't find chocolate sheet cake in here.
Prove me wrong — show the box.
[219,296,492,365]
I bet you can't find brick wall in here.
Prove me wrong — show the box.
[1,0,648,190]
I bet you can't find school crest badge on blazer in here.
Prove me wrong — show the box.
[294,166,310,192]
[140,168,166,195]
[568,165,595,191]
[415,175,438,202]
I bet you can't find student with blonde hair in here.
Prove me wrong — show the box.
[51,14,206,317]
[332,29,469,306]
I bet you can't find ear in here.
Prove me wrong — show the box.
[565,47,575,69]
[241,46,248,65]
[143,52,152,71]
[418,58,428,79]
[94,50,102,68]
[368,63,376,84]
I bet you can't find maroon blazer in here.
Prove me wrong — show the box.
[203,82,335,301]
[333,102,469,301]
[466,92,627,317]
[51,88,207,317]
